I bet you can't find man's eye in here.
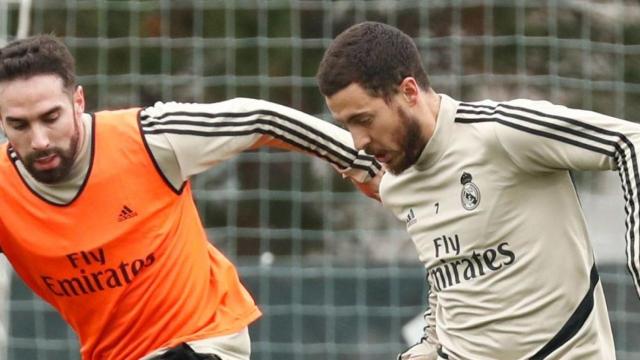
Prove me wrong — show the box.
[356,117,372,125]
[9,122,28,131]
[44,114,59,123]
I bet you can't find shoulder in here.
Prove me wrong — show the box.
[140,101,193,120]
[454,97,570,142]
[140,98,269,118]
[456,98,560,121]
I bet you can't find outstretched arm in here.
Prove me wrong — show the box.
[140,98,381,191]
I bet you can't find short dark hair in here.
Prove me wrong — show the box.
[0,34,76,91]
[317,22,430,101]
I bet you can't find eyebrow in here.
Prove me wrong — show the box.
[5,105,62,123]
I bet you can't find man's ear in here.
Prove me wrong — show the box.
[73,85,85,117]
[399,77,419,106]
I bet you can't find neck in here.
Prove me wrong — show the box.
[73,114,87,160]
[419,88,441,140]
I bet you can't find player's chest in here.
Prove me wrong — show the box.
[384,168,489,230]
[381,156,506,262]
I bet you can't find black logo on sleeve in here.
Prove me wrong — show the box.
[460,172,480,210]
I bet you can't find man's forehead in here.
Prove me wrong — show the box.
[0,77,70,119]
[326,84,383,122]
[1,74,66,92]
[0,74,66,94]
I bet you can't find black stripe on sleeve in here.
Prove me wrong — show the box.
[143,110,382,171]
[500,103,628,139]
[145,126,374,176]
[618,140,640,287]
[457,108,619,150]
[141,109,360,157]
[143,117,358,160]
[141,112,380,177]
[455,117,615,157]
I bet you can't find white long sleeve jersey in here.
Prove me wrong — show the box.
[380,94,640,359]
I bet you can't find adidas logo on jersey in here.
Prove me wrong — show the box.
[405,208,417,227]
[117,205,138,222]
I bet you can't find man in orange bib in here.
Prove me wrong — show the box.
[0,35,381,360]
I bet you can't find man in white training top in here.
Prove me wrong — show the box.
[317,21,639,360]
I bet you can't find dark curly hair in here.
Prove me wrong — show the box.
[317,21,429,101]
[0,34,76,91]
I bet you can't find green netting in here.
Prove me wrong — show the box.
[2,1,639,359]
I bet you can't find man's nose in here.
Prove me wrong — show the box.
[30,125,51,150]
[351,128,371,150]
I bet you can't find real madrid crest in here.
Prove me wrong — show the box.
[460,172,480,211]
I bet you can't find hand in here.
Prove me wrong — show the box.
[352,168,384,202]
[397,341,438,360]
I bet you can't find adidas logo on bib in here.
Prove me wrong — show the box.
[117,205,138,222]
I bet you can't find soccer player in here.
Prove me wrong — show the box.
[317,21,640,359]
[0,35,381,360]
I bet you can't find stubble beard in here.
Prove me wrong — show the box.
[386,108,427,175]
[22,115,80,184]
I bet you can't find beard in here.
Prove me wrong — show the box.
[385,107,427,175]
[22,118,80,184]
